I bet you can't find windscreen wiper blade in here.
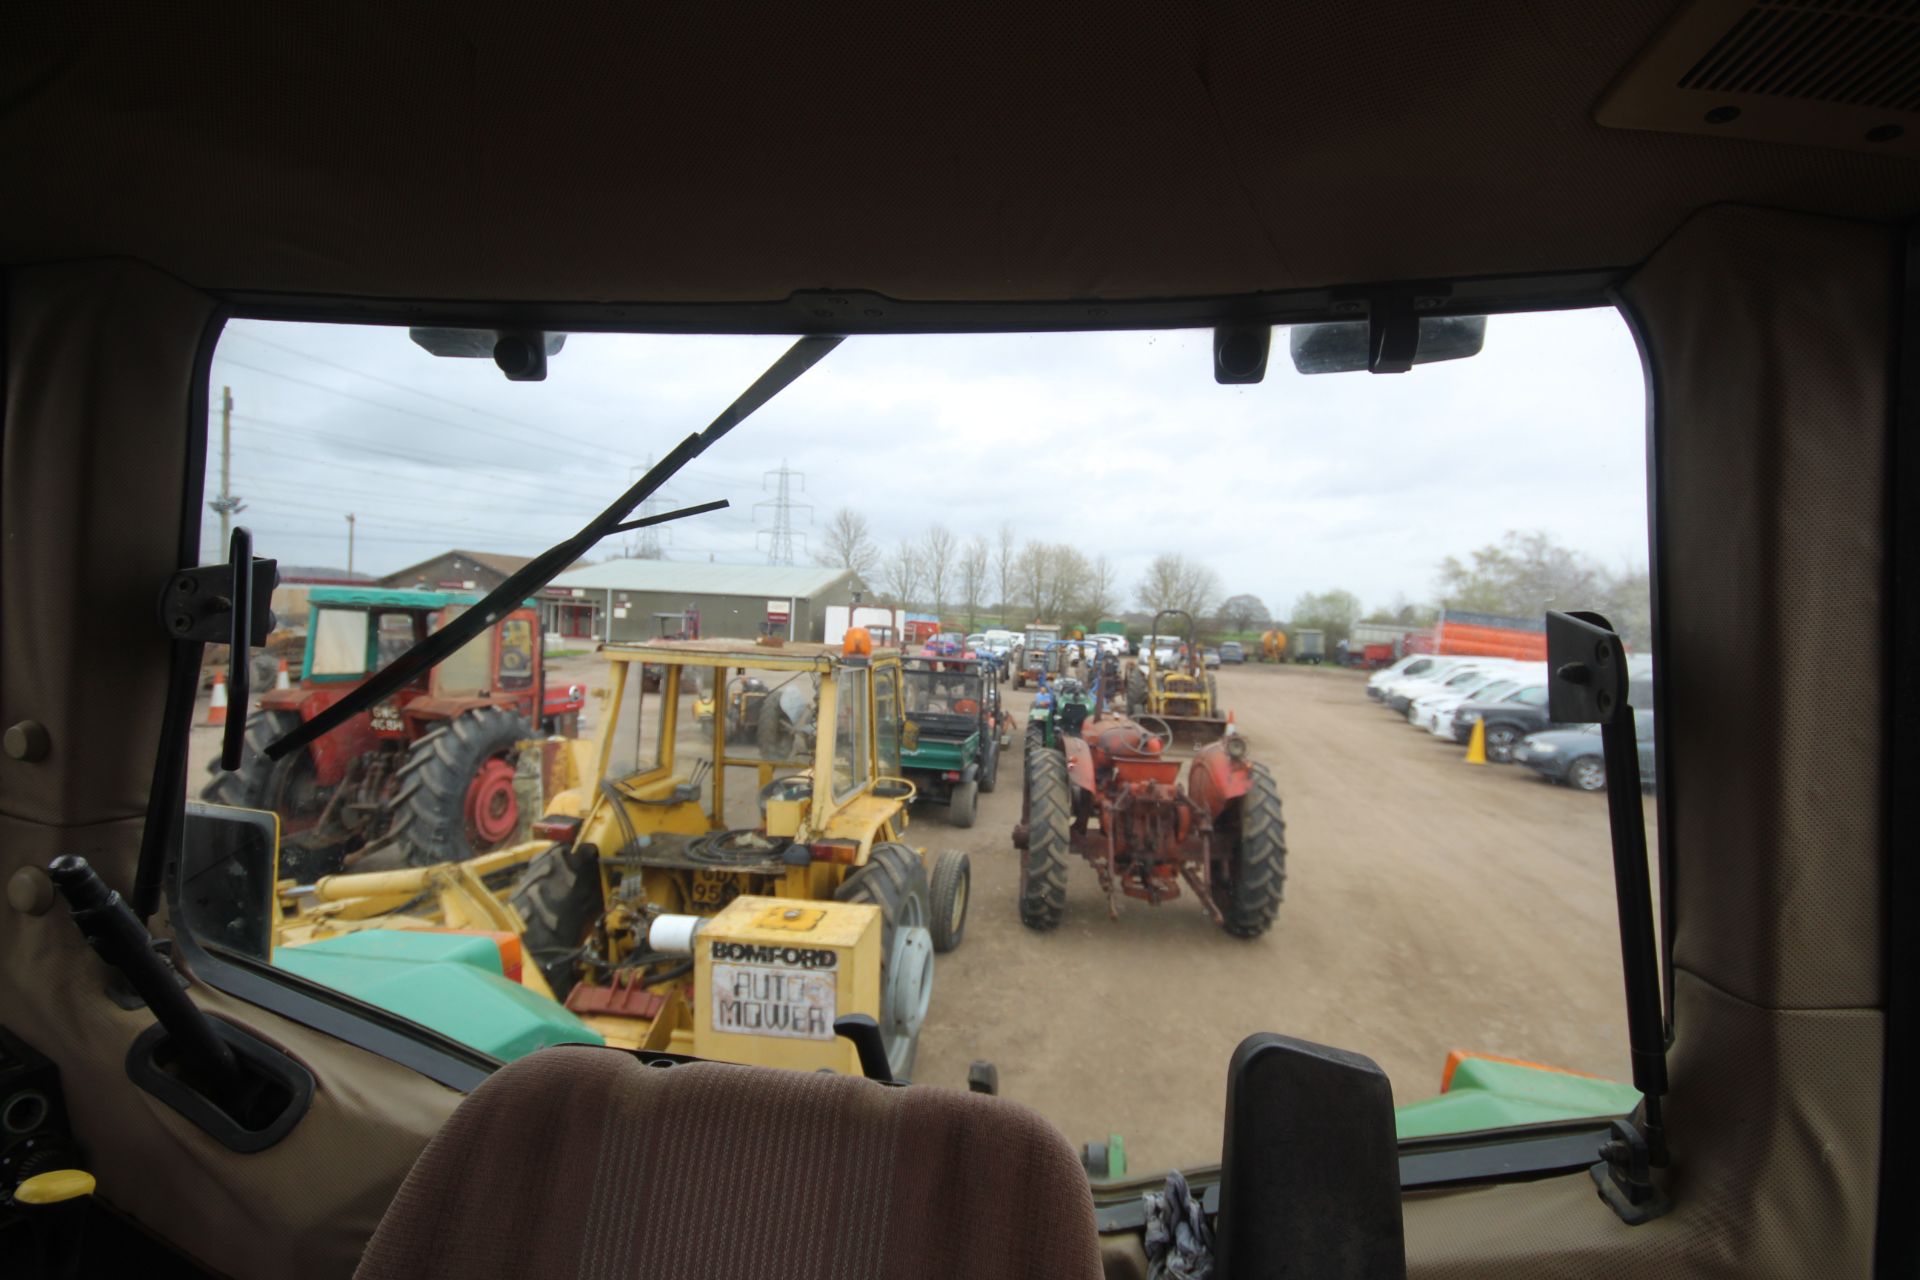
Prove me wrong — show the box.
[265,334,843,761]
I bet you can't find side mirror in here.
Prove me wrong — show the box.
[1288,315,1487,375]
[175,802,280,963]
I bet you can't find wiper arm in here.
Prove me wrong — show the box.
[265,334,843,761]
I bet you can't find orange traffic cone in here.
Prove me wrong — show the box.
[275,659,291,690]
[1464,717,1487,765]
[206,671,229,727]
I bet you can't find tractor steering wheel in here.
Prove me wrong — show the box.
[1133,714,1175,750]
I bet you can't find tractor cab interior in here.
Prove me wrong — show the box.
[3,4,1915,1279]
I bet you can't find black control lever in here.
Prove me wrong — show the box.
[834,1014,896,1084]
[48,857,243,1096]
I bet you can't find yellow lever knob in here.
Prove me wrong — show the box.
[13,1169,95,1205]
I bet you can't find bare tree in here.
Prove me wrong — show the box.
[1218,593,1271,634]
[1044,545,1091,622]
[959,536,990,631]
[813,507,879,581]
[1081,555,1119,621]
[1015,540,1048,621]
[1136,552,1223,622]
[881,541,923,608]
[922,525,956,620]
[995,522,1018,624]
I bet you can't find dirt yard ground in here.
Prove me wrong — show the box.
[188,656,1654,1174]
[910,662,1655,1172]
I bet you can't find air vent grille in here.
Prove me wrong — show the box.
[1678,1,1920,111]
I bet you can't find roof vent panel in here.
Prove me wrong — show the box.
[1598,0,1920,156]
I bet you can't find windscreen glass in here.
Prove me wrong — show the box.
[181,312,1655,1175]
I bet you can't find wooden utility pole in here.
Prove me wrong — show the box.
[345,512,356,575]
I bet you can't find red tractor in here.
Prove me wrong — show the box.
[203,587,585,881]
[1013,708,1287,938]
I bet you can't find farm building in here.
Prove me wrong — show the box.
[379,549,543,594]
[541,561,862,644]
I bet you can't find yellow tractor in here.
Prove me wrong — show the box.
[1123,610,1227,746]
[271,631,970,1081]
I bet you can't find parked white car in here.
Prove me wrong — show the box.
[1418,668,1545,735]
[1377,657,1486,711]
[1399,662,1523,723]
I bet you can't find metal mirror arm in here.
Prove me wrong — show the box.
[263,334,842,762]
[1544,608,1670,1224]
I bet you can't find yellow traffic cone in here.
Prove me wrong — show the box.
[1464,718,1488,765]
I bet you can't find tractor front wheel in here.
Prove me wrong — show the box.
[388,707,532,867]
[508,841,602,998]
[1213,763,1287,939]
[836,843,935,1079]
[929,850,971,953]
[1019,748,1072,930]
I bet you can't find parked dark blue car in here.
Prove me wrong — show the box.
[1511,709,1655,792]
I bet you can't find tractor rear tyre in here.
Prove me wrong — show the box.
[929,850,971,953]
[388,707,532,867]
[978,735,1000,793]
[508,841,602,998]
[1213,763,1287,939]
[836,843,935,1079]
[756,693,799,761]
[202,710,341,881]
[1025,720,1047,756]
[1019,748,1072,931]
[949,780,979,828]
[1126,666,1148,716]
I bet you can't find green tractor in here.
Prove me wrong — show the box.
[899,656,1012,827]
[1022,673,1096,760]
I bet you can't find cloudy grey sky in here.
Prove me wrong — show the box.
[200,309,1648,616]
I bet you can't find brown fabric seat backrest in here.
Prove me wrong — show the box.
[354,1046,1103,1280]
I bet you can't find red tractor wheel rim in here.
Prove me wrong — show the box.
[465,757,520,847]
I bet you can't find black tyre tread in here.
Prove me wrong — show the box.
[1019,749,1071,931]
[1220,764,1287,939]
[1025,721,1047,756]
[1126,666,1148,716]
[387,707,530,867]
[978,737,999,793]
[198,710,302,808]
[507,843,602,998]
[949,780,978,828]
[835,842,929,957]
[929,851,970,953]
